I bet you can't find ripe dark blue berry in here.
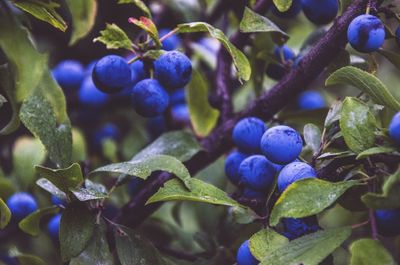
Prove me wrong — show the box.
[266,45,295,80]
[375,208,400,236]
[170,88,186,105]
[52,60,85,91]
[131,79,170,117]
[301,0,339,25]
[239,155,276,191]
[171,104,190,123]
[159,29,181,51]
[298,90,325,110]
[389,112,400,145]
[51,195,67,206]
[277,161,317,192]
[261,125,303,165]
[232,117,267,154]
[154,51,192,90]
[78,76,108,106]
[94,123,120,148]
[282,217,319,240]
[225,150,249,185]
[243,188,266,200]
[347,14,385,53]
[92,55,132,93]
[47,214,61,240]
[236,240,258,265]
[6,192,38,220]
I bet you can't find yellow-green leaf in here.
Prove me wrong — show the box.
[19,206,59,236]
[67,0,98,45]
[350,238,395,265]
[0,197,11,229]
[94,23,133,50]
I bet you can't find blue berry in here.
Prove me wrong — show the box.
[266,45,295,80]
[375,208,400,236]
[170,88,186,105]
[239,155,276,191]
[94,123,120,148]
[52,60,84,90]
[154,51,192,89]
[243,188,266,200]
[78,76,109,106]
[6,192,38,220]
[225,151,249,185]
[297,90,325,110]
[283,217,319,240]
[389,112,400,145]
[85,60,97,75]
[47,214,61,240]
[232,117,267,154]
[131,79,170,117]
[261,125,303,165]
[301,0,338,25]
[274,45,296,62]
[128,178,144,197]
[272,0,302,18]
[124,59,147,90]
[51,195,67,206]
[171,104,190,123]
[277,162,317,192]
[92,55,131,93]
[237,240,258,265]
[159,29,181,51]
[347,14,385,53]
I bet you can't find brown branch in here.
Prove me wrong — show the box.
[114,0,379,227]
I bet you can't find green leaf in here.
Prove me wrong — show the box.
[18,206,59,236]
[377,49,400,72]
[362,170,400,209]
[94,23,134,50]
[91,155,192,189]
[0,177,16,201]
[177,22,251,82]
[118,0,151,18]
[67,0,98,45]
[231,206,261,224]
[20,92,72,167]
[13,136,46,189]
[36,178,67,199]
[239,7,288,44]
[133,131,202,162]
[115,225,167,265]
[128,17,161,47]
[35,163,83,194]
[11,0,67,31]
[356,146,396,160]
[0,197,11,229]
[71,128,87,162]
[147,178,245,209]
[350,238,395,265]
[272,0,293,12]
[324,101,342,128]
[249,228,289,261]
[260,227,352,265]
[303,124,322,155]
[0,94,6,108]
[339,97,377,154]
[70,186,108,201]
[102,138,118,162]
[12,253,46,265]
[70,220,113,265]
[60,202,95,262]
[187,70,220,137]
[270,178,361,226]
[326,66,400,111]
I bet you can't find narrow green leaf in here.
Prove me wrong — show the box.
[272,0,293,12]
[13,254,46,265]
[0,65,20,134]
[0,197,11,229]
[13,136,46,189]
[177,22,251,82]
[133,131,202,162]
[70,187,108,201]
[91,155,192,189]
[18,206,59,236]
[339,97,377,154]
[70,220,113,265]
[11,0,67,31]
[36,178,67,200]
[94,23,134,50]
[239,7,288,44]
[249,228,289,261]
[350,238,395,265]
[187,70,220,137]
[303,124,322,155]
[362,170,400,209]
[20,92,72,167]
[115,225,167,265]
[118,0,151,18]
[147,178,246,209]
[60,202,95,262]
[270,178,361,226]
[356,146,396,160]
[260,227,352,265]
[326,66,400,111]
[377,49,400,71]
[128,17,161,47]
[35,163,83,194]
[67,0,97,45]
